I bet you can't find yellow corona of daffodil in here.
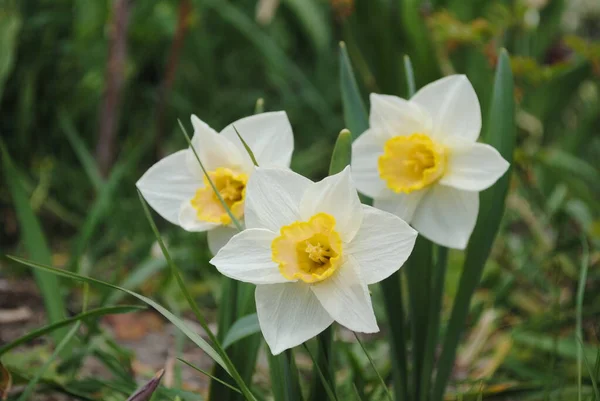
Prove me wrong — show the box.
[351,75,509,249]
[136,112,294,254]
[210,167,417,354]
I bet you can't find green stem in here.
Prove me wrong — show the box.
[380,271,410,401]
[309,326,336,401]
[406,236,433,401]
[419,246,448,401]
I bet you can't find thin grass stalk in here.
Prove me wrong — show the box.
[576,236,590,401]
[137,194,256,400]
[419,246,448,401]
[380,271,410,401]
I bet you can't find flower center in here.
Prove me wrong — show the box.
[191,167,247,225]
[378,133,447,193]
[271,213,343,284]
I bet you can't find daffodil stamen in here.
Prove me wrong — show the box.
[271,213,342,284]
[378,133,447,193]
[191,167,247,224]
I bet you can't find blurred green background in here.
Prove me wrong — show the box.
[1,0,600,399]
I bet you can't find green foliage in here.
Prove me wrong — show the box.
[1,0,599,399]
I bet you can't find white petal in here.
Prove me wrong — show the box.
[369,94,431,137]
[439,142,509,191]
[136,150,199,225]
[373,189,427,223]
[220,112,294,168]
[411,75,481,143]
[210,228,288,284]
[186,115,246,176]
[348,205,417,285]
[411,185,479,249]
[351,129,393,199]
[311,256,378,333]
[256,282,333,354]
[244,167,313,232]
[207,225,239,256]
[299,167,363,242]
[178,201,219,232]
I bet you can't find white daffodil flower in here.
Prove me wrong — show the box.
[210,166,417,354]
[136,112,294,254]
[351,75,509,249]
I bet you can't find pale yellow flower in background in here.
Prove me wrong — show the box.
[351,75,509,249]
[210,167,417,354]
[136,112,294,254]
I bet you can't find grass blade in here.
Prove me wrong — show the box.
[232,124,258,167]
[222,314,261,350]
[339,42,368,139]
[178,119,243,231]
[0,141,68,344]
[304,344,337,401]
[576,237,590,401]
[406,236,433,401]
[420,246,448,401]
[268,350,302,401]
[353,333,393,401]
[432,49,516,401]
[178,358,241,394]
[17,321,81,401]
[380,271,410,401]
[7,255,229,372]
[579,341,600,401]
[58,109,103,192]
[138,193,258,400]
[0,305,144,355]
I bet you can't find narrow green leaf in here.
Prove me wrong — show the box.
[178,120,243,231]
[222,314,260,350]
[432,49,516,401]
[71,142,146,274]
[178,358,241,394]
[304,344,338,401]
[17,321,81,401]
[354,333,392,401]
[329,129,352,175]
[0,141,68,344]
[406,236,433,401]
[0,305,144,355]
[380,271,409,401]
[0,6,20,100]
[339,42,368,139]
[7,255,229,373]
[138,193,258,401]
[403,55,416,98]
[232,124,258,167]
[309,327,335,401]
[268,349,304,401]
[579,341,600,401]
[58,109,103,192]
[420,246,448,401]
[576,237,590,401]
[398,0,440,86]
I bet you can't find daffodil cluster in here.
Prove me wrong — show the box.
[137,75,509,354]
